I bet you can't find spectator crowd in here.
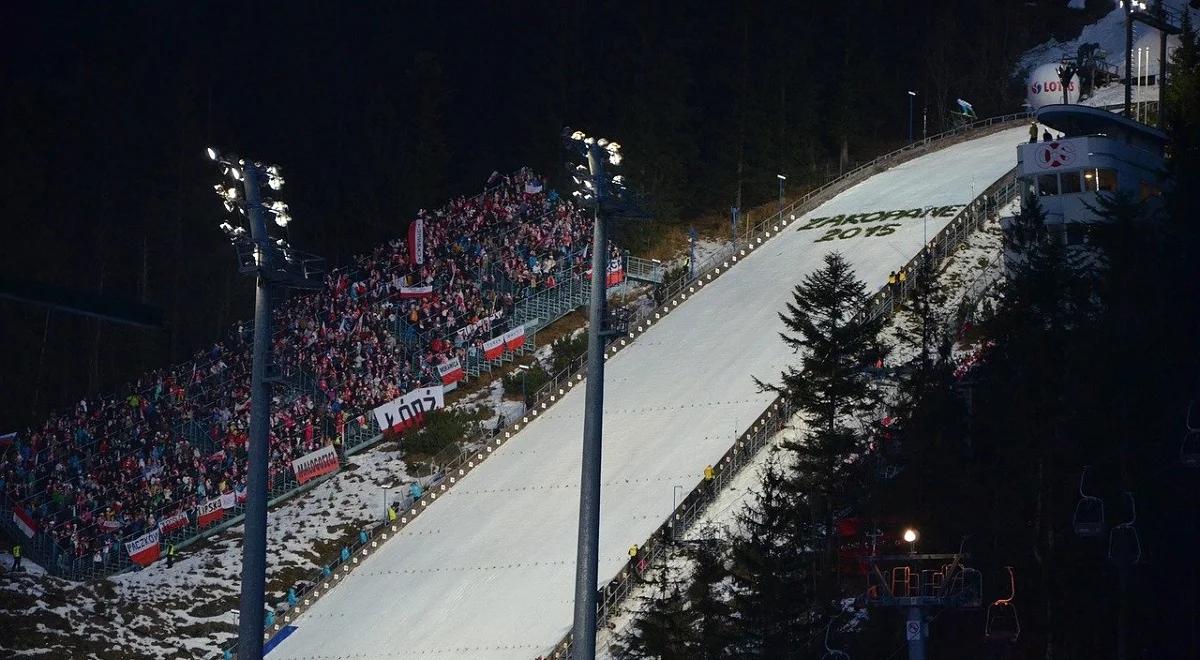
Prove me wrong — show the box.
[0,168,603,569]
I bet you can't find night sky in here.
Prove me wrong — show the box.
[0,0,1096,427]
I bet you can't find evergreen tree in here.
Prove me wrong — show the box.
[613,563,698,660]
[726,460,820,658]
[756,251,883,614]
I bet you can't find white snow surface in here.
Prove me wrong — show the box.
[271,127,1028,660]
[1017,1,1193,75]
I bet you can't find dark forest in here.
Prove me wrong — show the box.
[0,0,1106,429]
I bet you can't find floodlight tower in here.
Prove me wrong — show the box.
[561,128,632,660]
[206,148,324,660]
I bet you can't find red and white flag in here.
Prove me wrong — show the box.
[157,511,189,536]
[503,325,525,352]
[12,506,36,538]
[125,528,161,567]
[198,497,224,528]
[408,218,425,266]
[235,484,248,504]
[398,285,433,299]
[483,335,505,360]
[606,258,626,287]
[291,445,340,484]
[437,358,465,387]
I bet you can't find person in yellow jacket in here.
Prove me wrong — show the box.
[898,269,907,285]
[703,465,715,482]
[166,544,177,569]
[387,505,398,523]
[628,544,638,559]
[11,544,21,572]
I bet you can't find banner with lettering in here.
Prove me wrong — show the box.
[125,528,161,567]
[372,385,446,433]
[157,511,189,536]
[437,358,465,389]
[503,325,526,352]
[408,217,425,266]
[483,335,505,360]
[291,445,340,484]
[198,497,224,528]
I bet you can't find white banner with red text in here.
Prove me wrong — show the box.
[372,385,446,433]
[437,358,464,391]
[291,444,341,484]
[157,511,189,536]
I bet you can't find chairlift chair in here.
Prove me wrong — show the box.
[821,619,850,660]
[1072,466,1105,538]
[1108,492,1142,567]
[985,566,1020,643]
[1182,430,1200,468]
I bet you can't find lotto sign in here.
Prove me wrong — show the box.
[1037,141,1076,169]
[372,385,446,433]
[125,528,161,567]
[291,445,340,484]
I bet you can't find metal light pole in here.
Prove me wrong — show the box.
[776,173,786,212]
[907,91,917,143]
[1125,0,1133,117]
[237,163,273,659]
[562,129,629,660]
[207,148,323,660]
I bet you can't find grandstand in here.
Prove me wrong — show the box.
[262,121,1031,660]
[0,168,610,580]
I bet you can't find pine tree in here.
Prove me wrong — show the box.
[726,460,820,659]
[613,563,698,660]
[756,251,883,616]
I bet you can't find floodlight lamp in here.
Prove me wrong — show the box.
[612,175,625,186]
[223,200,236,213]
[267,200,288,213]
[596,138,609,147]
[907,90,917,97]
[608,152,622,166]
[903,528,918,544]
[570,130,586,141]
[583,136,595,145]
[583,179,594,190]
[229,166,242,181]
[266,165,280,175]
[206,147,219,161]
[777,173,787,180]
[268,176,284,191]
[275,212,292,227]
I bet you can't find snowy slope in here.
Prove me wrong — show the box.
[1018,0,1192,75]
[271,126,1028,660]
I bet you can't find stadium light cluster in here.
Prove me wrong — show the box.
[562,128,629,212]
[207,147,292,242]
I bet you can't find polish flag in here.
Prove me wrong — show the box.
[12,506,37,538]
[606,258,626,287]
[437,358,464,386]
[157,511,189,536]
[198,497,224,528]
[125,528,161,567]
[483,335,505,360]
[398,285,433,299]
[503,325,525,352]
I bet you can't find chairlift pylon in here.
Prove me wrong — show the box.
[1072,466,1105,538]
[1108,491,1142,567]
[985,566,1020,643]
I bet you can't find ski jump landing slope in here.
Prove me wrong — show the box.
[273,126,1027,660]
